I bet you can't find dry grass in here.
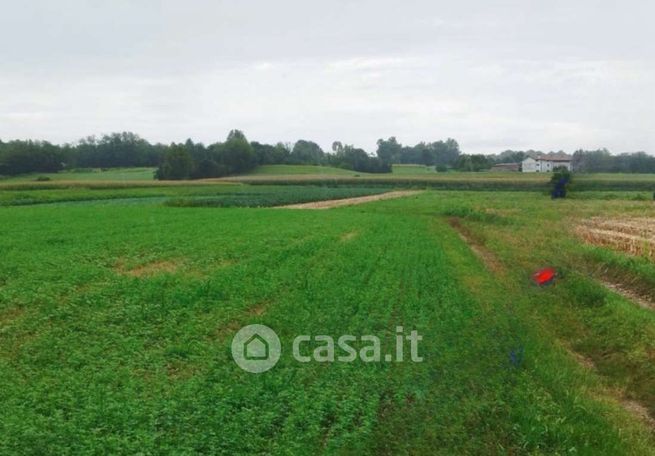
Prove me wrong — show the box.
[115,259,181,277]
[576,217,655,260]
[340,230,359,242]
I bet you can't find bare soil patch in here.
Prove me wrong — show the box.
[116,259,181,277]
[622,400,655,428]
[340,230,359,242]
[600,280,655,310]
[576,217,655,260]
[277,190,421,209]
[0,306,25,326]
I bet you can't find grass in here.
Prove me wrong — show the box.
[391,164,436,174]
[165,186,388,208]
[226,172,655,192]
[3,166,655,193]
[1,186,655,453]
[0,185,388,207]
[248,165,366,176]
[0,167,156,183]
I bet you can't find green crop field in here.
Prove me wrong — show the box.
[247,164,366,176]
[1,167,157,183]
[1,181,655,454]
[0,185,386,207]
[4,166,655,193]
[248,164,437,175]
[226,169,655,192]
[391,164,436,174]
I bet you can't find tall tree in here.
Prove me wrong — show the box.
[376,137,402,164]
[155,145,194,180]
[290,140,324,165]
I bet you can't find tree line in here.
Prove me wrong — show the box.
[155,131,401,179]
[452,149,655,173]
[0,132,165,176]
[0,131,463,179]
[2,131,652,178]
[571,149,655,173]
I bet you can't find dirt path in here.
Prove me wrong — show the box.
[277,190,422,209]
[600,280,655,310]
[561,342,655,429]
[447,217,504,274]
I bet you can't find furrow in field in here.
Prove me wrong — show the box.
[561,342,655,430]
[599,280,655,310]
[446,217,504,274]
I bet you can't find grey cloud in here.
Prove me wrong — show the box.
[0,0,653,154]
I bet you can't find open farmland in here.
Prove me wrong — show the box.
[1,182,655,454]
[220,169,655,192]
[0,185,387,208]
[4,167,655,193]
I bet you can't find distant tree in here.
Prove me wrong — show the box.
[328,143,391,173]
[572,149,613,172]
[155,145,194,180]
[490,150,526,164]
[438,138,461,166]
[455,154,491,171]
[192,159,229,179]
[376,137,460,166]
[376,137,402,164]
[215,130,257,174]
[0,140,64,175]
[290,140,325,165]
[226,129,247,142]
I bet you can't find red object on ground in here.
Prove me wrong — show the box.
[533,267,557,286]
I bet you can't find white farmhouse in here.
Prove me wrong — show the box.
[522,152,572,172]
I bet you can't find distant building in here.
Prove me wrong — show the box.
[521,152,572,172]
[490,163,520,172]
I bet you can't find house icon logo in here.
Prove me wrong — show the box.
[244,334,269,360]
[231,324,281,373]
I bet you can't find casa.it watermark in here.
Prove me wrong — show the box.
[231,324,423,373]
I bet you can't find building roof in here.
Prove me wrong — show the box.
[525,152,572,162]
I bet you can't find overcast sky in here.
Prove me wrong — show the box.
[1,0,653,154]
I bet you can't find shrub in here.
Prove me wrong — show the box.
[568,278,607,307]
[550,167,572,198]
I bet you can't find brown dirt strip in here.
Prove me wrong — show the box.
[447,217,504,274]
[276,190,422,209]
[600,280,655,310]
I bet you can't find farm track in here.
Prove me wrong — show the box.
[450,215,655,430]
[276,190,422,209]
[561,342,655,429]
[600,280,655,310]
[446,217,504,274]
